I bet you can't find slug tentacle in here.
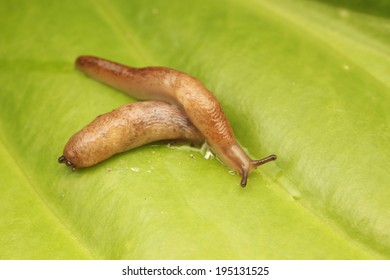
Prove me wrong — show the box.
[58,155,66,163]
[58,155,76,171]
[252,154,277,167]
[74,55,276,186]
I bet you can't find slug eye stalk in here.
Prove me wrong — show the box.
[240,154,277,187]
[58,155,76,171]
[253,154,277,167]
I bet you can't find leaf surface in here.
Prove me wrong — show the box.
[0,0,389,259]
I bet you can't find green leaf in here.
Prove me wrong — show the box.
[1,0,389,259]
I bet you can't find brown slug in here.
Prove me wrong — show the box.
[75,56,276,186]
[58,101,203,170]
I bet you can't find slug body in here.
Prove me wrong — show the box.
[75,56,276,186]
[59,101,203,170]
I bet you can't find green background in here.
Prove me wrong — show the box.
[1,0,390,259]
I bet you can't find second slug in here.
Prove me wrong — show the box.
[59,101,203,170]
[75,56,276,186]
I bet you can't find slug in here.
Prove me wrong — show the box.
[58,101,203,170]
[75,55,276,186]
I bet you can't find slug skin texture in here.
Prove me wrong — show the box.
[60,56,276,186]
